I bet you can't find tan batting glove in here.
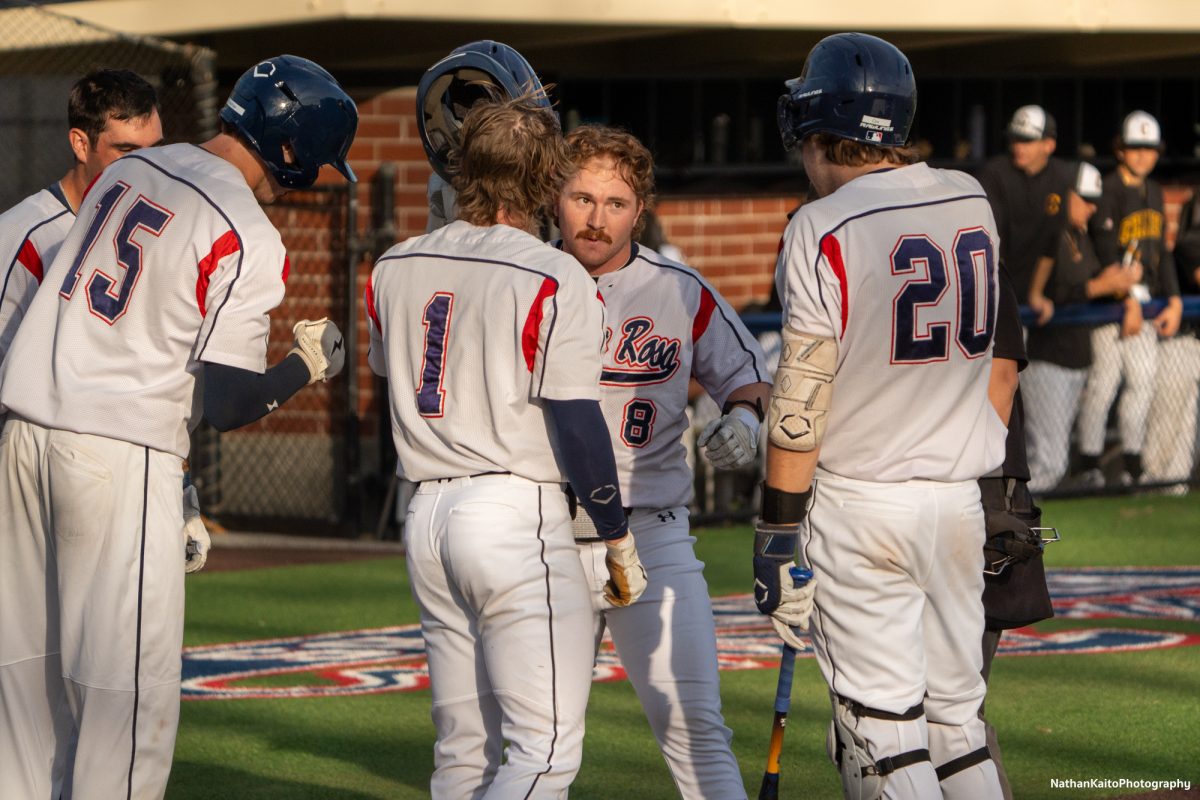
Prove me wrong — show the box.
[602,531,648,608]
[769,565,817,650]
[290,318,346,384]
[183,485,211,574]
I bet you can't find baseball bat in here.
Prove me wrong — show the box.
[758,566,813,800]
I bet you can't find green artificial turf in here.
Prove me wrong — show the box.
[170,492,1200,798]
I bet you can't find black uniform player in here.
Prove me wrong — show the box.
[978,105,1075,303]
[1079,111,1182,487]
[1024,163,1142,492]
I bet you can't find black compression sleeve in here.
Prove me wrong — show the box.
[203,356,310,432]
[544,398,628,540]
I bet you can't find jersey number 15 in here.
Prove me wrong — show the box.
[59,181,173,325]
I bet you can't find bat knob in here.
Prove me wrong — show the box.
[788,565,813,587]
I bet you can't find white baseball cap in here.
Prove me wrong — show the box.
[1007,105,1056,141]
[1121,110,1161,148]
[1074,162,1102,201]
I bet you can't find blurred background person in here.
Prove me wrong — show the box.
[1078,111,1182,487]
[978,105,1074,304]
[1024,163,1142,492]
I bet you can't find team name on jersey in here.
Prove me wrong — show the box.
[601,316,681,385]
[1118,209,1163,245]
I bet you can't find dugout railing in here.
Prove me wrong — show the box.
[725,297,1200,515]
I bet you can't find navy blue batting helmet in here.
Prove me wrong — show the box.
[417,40,552,181]
[777,33,916,150]
[219,55,358,189]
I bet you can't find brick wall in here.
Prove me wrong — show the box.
[1164,185,1194,251]
[331,86,1197,421]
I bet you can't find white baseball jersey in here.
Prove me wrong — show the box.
[0,144,288,458]
[778,162,1006,482]
[582,243,768,508]
[367,220,606,484]
[0,183,74,366]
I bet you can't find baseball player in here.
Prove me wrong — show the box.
[555,124,770,799]
[0,55,357,799]
[1078,111,1183,488]
[367,94,646,798]
[0,69,162,369]
[762,33,1006,799]
[976,105,1074,304]
[1024,163,1142,491]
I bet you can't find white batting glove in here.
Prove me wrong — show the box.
[697,406,760,469]
[290,318,346,384]
[183,485,211,574]
[602,531,648,609]
[769,564,816,650]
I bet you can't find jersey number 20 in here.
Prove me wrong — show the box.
[891,228,995,363]
[59,181,173,325]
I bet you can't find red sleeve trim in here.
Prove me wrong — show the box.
[16,239,43,283]
[81,172,103,203]
[281,255,291,285]
[365,271,380,332]
[196,230,241,317]
[819,233,849,338]
[522,277,558,373]
[692,286,718,343]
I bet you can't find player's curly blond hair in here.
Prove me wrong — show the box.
[449,89,571,231]
[563,125,656,239]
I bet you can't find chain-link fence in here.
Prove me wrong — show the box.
[188,185,363,534]
[1020,300,1200,497]
[0,0,216,210]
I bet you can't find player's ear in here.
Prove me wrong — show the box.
[68,127,91,165]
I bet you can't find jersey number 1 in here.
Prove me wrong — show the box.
[59,181,173,325]
[891,228,995,364]
[417,292,454,417]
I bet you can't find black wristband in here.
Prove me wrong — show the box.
[722,397,764,423]
[761,483,812,524]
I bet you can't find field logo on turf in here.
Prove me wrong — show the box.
[182,567,1200,700]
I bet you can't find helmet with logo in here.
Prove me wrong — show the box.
[417,40,552,181]
[777,32,916,150]
[219,54,358,189]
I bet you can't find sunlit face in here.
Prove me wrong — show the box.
[1118,147,1159,180]
[557,156,643,275]
[73,108,164,184]
[1009,137,1054,175]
